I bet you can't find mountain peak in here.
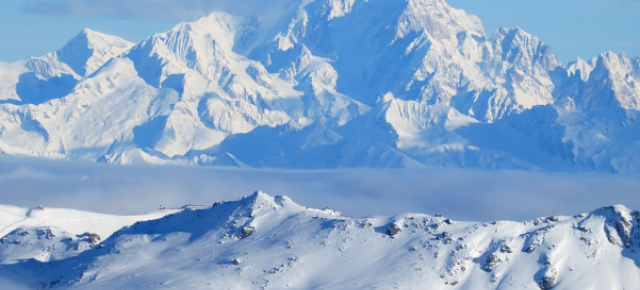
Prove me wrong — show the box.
[599,50,619,60]
[63,28,132,52]
[594,51,624,73]
[511,26,526,34]
[56,28,134,76]
[395,0,485,40]
[567,57,596,81]
[495,26,509,35]
[504,26,537,42]
[79,28,97,37]
[592,204,634,218]
[244,191,297,211]
[249,190,271,203]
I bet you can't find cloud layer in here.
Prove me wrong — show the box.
[22,0,222,21]
[21,0,298,22]
[20,0,640,23]
[1,156,639,222]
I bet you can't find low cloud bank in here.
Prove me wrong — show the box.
[1,156,639,222]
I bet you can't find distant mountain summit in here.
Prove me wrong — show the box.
[57,28,134,77]
[1,0,639,172]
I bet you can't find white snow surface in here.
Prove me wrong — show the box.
[1,0,640,172]
[0,204,178,265]
[1,191,639,289]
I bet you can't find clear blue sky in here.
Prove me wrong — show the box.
[0,0,639,64]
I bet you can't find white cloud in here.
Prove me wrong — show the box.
[21,0,299,22]
[22,0,212,21]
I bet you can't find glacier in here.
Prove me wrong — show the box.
[0,0,639,172]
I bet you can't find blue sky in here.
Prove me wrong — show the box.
[0,0,639,63]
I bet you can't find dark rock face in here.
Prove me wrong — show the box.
[615,218,633,248]
[500,245,513,254]
[482,253,502,272]
[387,223,402,237]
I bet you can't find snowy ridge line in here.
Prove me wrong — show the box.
[1,191,640,289]
[0,204,180,264]
[0,0,640,172]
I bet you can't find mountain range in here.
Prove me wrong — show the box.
[1,0,639,172]
[2,191,640,289]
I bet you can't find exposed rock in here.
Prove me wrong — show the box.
[615,218,633,247]
[37,228,56,240]
[387,223,402,237]
[576,225,590,233]
[483,253,503,272]
[239,226,256,239]
[89,234,101,245]
[539,268,558,290]
[605,226,617,244]
[500,245,513,254]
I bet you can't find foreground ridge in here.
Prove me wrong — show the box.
[1,191,639,289]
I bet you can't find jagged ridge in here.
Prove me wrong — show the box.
[0,0,639,172]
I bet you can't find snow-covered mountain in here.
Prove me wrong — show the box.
[1,0,640,172]
[0,204,178,265]
[2,191,639,289]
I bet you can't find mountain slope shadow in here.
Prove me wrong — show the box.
[1,72,77,105]
[132,116,169,150]
[455,115,574,171]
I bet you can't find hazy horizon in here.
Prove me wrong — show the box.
[1,157,638,222]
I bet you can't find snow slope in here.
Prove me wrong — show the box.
[0,205,178,265]
[1,0,640,172]
[2,191,639,289]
